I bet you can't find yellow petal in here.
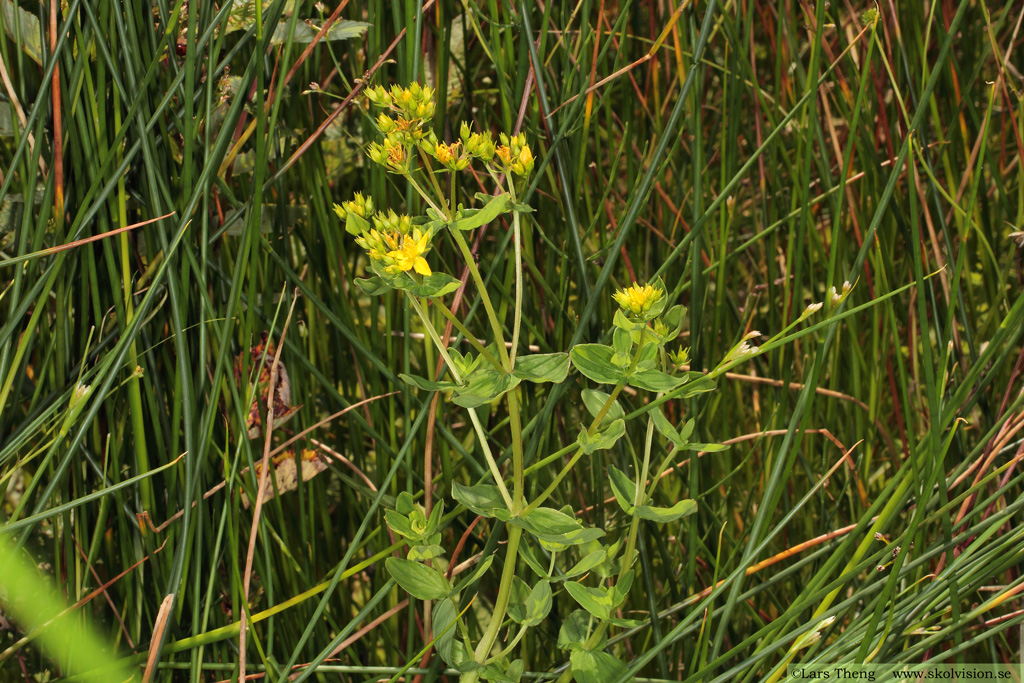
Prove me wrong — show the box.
[413,258,431,276]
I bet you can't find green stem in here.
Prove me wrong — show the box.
[525,330,648,514]
[465,312,527,673]
[634,413,656,507]
[407,295,460,382]
[463,386,526,679]
[507,182,523,367]
[444,199,529,675]
[407,159,527,676]
[446,227,511,369]
[522,380,626,515]
[467,525,522,674]
[413,148,450,211]
[407,294,514,510]
[498,622,530,659]
[402,171,446,218]
[431,300,503,370]
[553,415,656,683]
[507,386,525,512]
[416,148,450,215]
[449,168,457,221]
[646,443,681,497]
[523,443,576,477]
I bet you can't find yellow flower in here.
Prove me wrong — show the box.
[387,141,405,166]
[518,144,534,169]
[509,144,535,176]
[494,145,512,165]
[387,229,432,276]
[435,141,460,166]
[613,282,664,317]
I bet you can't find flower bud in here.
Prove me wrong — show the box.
[367,142,387,166]
[342,192,373,218]
[514,145,534,175]
[798,301,823,321]
[377,113,396,134]
[474,135,495,161]
[365,85,391,107]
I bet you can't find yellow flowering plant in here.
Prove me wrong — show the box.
[336,83,782,683]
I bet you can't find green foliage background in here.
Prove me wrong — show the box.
[1,0,1023,680]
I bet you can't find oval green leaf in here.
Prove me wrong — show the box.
[570,344,625,385]
[451,193,510,231]
[385,557,450,600]
[513,352,570,384]
[634,499,697,523]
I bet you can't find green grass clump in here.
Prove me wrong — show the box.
[1,1,1023,681]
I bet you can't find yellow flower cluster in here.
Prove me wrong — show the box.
[365,82,535,178]
[365,83,436,136]
[494,132,534,177]
[365,83,436,172]
[334,82,543,285]
[355,226,432,276]
[334,200,436,277]
[387,230,432,276]
[613,282,664,317]
[333,192,373,221]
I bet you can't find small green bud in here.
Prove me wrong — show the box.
[419,131,438,156]
[365,85,391,107]
[346,192,373,218]
[473,135,495,161]
[670,347,690,367]
[415,102,433,119]
[377,113,396,134]
[367,142,387,166]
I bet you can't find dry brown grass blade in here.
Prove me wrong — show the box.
[49,0,62,218]
[0,212,177,269]
[307,437,377,491]
[142,594,176,683]
[71,535,136,649]
[0,47,45,177]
